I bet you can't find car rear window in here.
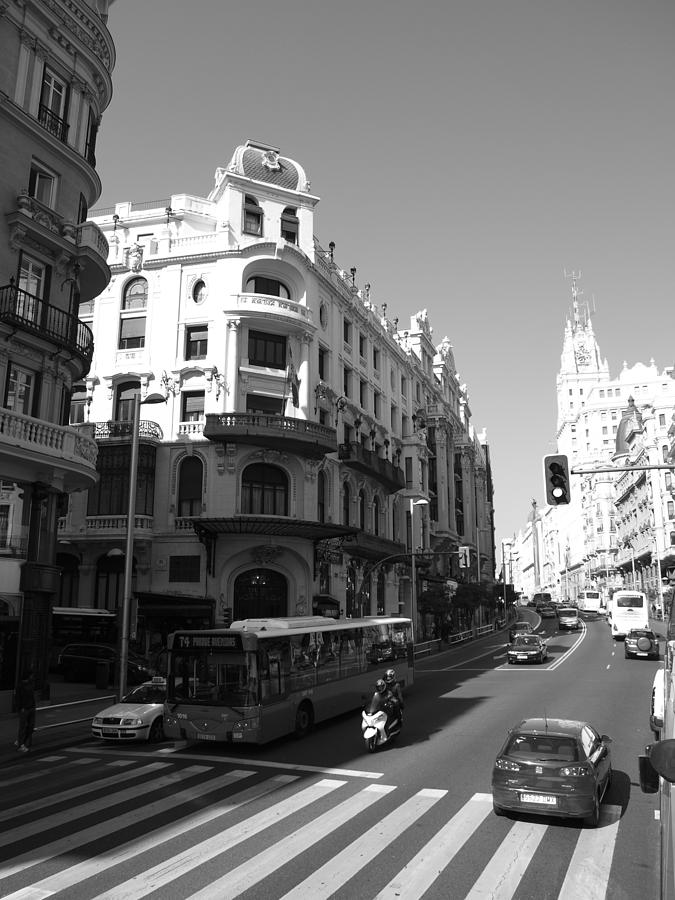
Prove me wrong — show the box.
[506,735,579,761]
[558,608,577,616]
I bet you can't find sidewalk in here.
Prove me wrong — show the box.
[0,678,118,767]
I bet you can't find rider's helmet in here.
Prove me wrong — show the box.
[375,679,387,693]
[384,669,396,685]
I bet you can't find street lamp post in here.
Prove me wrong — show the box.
[119,390,165,700]
[409,497,429,644]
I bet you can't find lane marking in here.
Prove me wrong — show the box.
[92,779,348,900]
[466,818,547,899]
[557,804,621,900]
[281,789,448,900]
[188,783,397,899]
[65,746,383,780]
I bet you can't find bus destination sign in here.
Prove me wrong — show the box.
[175,633,241,650]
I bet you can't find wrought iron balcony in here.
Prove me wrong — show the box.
[338,442,405,493]
[203,413,337,459]
[0,283,93,372]
[38,104,69,143]
[93,420,164,442]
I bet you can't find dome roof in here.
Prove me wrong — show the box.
[227,140,308,192]
[614,396,643,456]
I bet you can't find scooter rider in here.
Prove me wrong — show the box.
[384,668,404,722]
[371,678,397,734]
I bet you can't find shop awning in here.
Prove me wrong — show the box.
[189,517,360,542]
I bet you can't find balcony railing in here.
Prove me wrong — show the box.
[38,104,69,143]
[338,442,405,493]
[203,413,337,459]
[93,420,164,441]
[0,283,93,366]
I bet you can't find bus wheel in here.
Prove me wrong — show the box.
[294,701,313,738]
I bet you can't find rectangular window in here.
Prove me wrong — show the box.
[29,162,56,206]
[360,380,367,409]
[39,68,68,141]
[69,384,88,424]
[359,333,366,359]
[18,254,46,299]
[373,347,380,371]
[119,316,146,350]
[246,394,283,415]
[401,375,407,398]
[181,391,205,422]
[343,318,352,346]
[343,366,352,398]
[169,555,201,583]
[405,457,413,489]
[660,414,667,427]
[119,316,145,350]
[248,330,286,369]
[186,325,208,360]
[667,501,674,520]
[373,391,381,418]
[5,363,35,415]
[318,346,327,381]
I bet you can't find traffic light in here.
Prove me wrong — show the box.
[544,454,570,506]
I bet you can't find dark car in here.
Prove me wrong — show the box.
[507,634,548,664]
[624,629,659,660]
[491,717,612,826]
[508,621,534,642]
[538,605,557,619]
[57,643,153,684]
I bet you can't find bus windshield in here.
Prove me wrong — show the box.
[616,594,644,608]
[170,651,258,707]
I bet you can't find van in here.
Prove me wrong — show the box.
[557,607,580,631]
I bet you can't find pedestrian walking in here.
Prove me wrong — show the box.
[14,671,36,753]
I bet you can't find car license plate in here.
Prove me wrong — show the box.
[196,733,216,741]
[517,654,528,660]
[102,728,118,736]
[637,652,647,657]
[521,793,556,806]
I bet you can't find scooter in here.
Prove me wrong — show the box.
[361,694,402,752]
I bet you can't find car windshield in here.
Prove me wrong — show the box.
[122,685,166,703]
[505,734,579,761]
[513,635,539,646]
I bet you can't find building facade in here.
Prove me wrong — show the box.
[0,0,116,706]
[56,140,496,660]
[510,274,675,607]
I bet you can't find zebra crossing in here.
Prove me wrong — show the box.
[0,751,628,899]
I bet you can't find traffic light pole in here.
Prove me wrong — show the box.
[572,464,674,473]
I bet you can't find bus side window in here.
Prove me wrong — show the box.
[259,638,290,700]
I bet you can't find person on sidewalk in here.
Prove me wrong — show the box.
[14,671,36,753]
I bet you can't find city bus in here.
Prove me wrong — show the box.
[577,589,604,617]
[163,615,413,744]
[609,590,649,639]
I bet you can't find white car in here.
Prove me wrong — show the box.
[92,677,166,743]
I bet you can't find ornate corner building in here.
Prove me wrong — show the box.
[54,139,496,660]
[0,0,116,704]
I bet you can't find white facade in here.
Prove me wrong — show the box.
[58,141,496,646]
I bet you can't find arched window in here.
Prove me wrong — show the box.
[372,496,380,536]
[178,456,203,517]
[281,207,299,244]
[243,195,262,236]
[358,489,366,530]
[318,470,327,524]
[241,464,288,516]
[122,278,148,310]
[342,482,351,526]
[245,275,290,300]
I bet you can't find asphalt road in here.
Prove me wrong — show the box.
[0,615,662,899]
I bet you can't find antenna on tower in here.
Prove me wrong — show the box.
[564,269,583,328]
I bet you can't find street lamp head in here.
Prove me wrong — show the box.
[142,392,167,406]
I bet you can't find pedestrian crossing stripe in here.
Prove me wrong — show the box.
[0,755,635,900]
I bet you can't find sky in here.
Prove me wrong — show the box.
[96,0,675,550]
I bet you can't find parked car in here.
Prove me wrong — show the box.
[57,643,153,684]
[508,621,534,642]
[491,717,612,826]
[624,628,659,660]
[92,677,167,742]
[557,607,581,631]
[506,634,548,664]
[650,668,665,739]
